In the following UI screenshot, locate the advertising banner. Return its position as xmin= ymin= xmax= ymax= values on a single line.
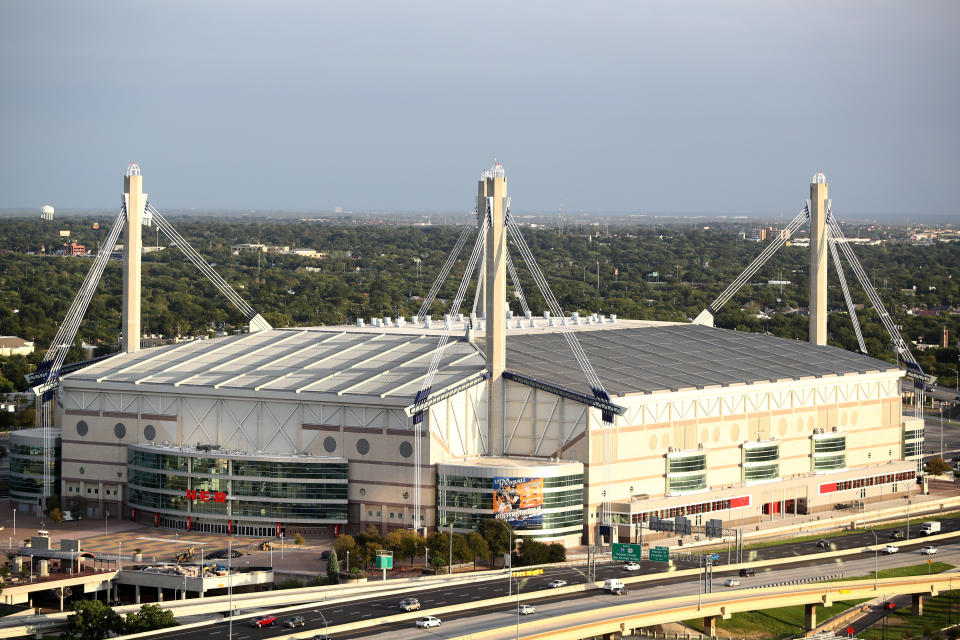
xmin=493 ymin=476 xmax=543 ymax=529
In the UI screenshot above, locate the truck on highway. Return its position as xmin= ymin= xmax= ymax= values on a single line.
xmin=920 ymin=521 xmax=941 ymax=535
xmin=603 ymin=578 xmax=625 ymax=592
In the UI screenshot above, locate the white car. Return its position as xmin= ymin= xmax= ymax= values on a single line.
xmin=548 ymin=579 xmax=568 ymax=588
xmin=881 ymin=545 xmax=899 ymax=554
xmin=920 ymin=545 xmax=938 ymax=555
xmin=622 ymin=562 xmax=641 ymax=571
xmin=518 ymin=604 xmax=535 ymax=615
xmin=416 ymin=616 xmax=441 ymax=628
xmin=723 ymin=578 xmax=741 ymax=587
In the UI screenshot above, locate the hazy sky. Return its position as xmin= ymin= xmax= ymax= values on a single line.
xmin=1 ymin=1 xmax=957 ymax=217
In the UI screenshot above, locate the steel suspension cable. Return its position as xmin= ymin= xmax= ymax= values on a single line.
xmin=416 ymin=222 xmax=474 ymax=322
xmin=827 ymin=230 xmax=868 ymax=353
xmin=505 ymin=212 xmax=607 ymax=397
xmin=505 ymin=248 xmax=531 ymax=318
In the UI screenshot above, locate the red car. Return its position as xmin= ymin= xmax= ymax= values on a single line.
xmin=883 ymin=601 xmax=896 ymax=611
xmin=250 ymin=616 xmax=277 ymax=628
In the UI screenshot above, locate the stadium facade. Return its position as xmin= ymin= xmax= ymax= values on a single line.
xmin=55 ymin=317 xmax=920 ymax=545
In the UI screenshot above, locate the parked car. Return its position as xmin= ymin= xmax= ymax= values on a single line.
xmin=884 ymin=601 xmax=897 ymax=610
xmin=610 ymin=586 xmax=628 ymax=596
xmin=518 ymin=604 xmax=535 ymax=615
xmin=738 ymin=568 xmax=756 ymax=577
xmin=920 ymin=545 xmax=938 ymax=555
xmin=723 ymin=578 xmax=741 ymax=587
xmin=548 ymin=579 xmax=568 ymax=588
xmin=889 ymin=529 xmax=905 ymax=540
xmin=309 ymin=636 xmax=333 ymax=640
xmin=399 ymin=597 xmax=421 ymax=612
xmin=622 ymin=562 xmax=641 ymax=571
xmin=250 ymin=616 xmax=277 ymax=628
xmin=881 ymin=545 xmax=899 ymax=554
xmin=416 ymin=616 xmax=441 ymax=628
xmin=320 ymin=549 xmax=332 ymax=559
xmin=816 ymin=539 xmax=829 ymax=548
xmin=284 ymin=616 xmax=305 ymax=629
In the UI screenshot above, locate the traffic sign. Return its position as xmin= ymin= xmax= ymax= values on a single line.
xmin=612 ymin=543 xmax=643 ymax=562
xmin=650 ymin=546 xmax=670 ymax=563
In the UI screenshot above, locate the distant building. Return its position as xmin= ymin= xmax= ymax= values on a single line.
xmin=0 ymin=336 xmax=35 ymax=356
xmin=40 ymin=205 xmax=55 ymax=221
xmin=266 ymin=246 xmax=290 ymax=253
xmin=231 ymin=243 xmax=267 ymax=253
xmin=290 ymin=248 xmax=319 ymax=258
xmin=61 ymin=242 xmax=87 ymax=256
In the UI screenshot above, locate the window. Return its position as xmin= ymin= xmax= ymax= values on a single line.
xmin=813 ymin=436 xmax=846 ymax=453
xmin=813 ymin=454 xmax=846 ymax=472
xmin=743 ymin=444 xmax=779 ymax=463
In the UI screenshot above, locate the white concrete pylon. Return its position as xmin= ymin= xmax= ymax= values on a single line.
xmin=123 ymin=163 xmax=147 ymax=353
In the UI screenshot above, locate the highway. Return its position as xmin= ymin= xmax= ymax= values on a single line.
xmin=146 ymin=515 xmax=960 ymax=640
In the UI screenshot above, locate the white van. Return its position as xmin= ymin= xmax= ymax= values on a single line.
xmin=603 ymin=578 xmax=624 ymax=591
xmin=920 ymin=521 xmax=941 ymax=535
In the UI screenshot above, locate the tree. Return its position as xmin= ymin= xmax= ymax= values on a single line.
xmin=478 ymin=519 xmax=514 ymax=567
xmin=123 ymin=604 xmax=177 ymax=633
xmin=385 ymin=529 xmax=423 ymax=566
xmin=547 ymin=543 xmax=566 ymax=563
xmin=515 ymin=539 xmax=550 ymax=567
xmin=326 ymin=549 xmax=340 ymax=585
xmin=293 ymin=533 xmax=304 ymax=549
xmin=925 ymin=456 xmax=950 ymax=477
xmin=64 ymin=600 xmax=123 ymax=640
xmin=332 ymin=534 xmax=357 ymax=566
xmin=465 ymin=531 xmax=490 ymax=570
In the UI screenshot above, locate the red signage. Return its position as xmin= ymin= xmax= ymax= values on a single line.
xmin=847 ymin=625 xmax=855 ymax=636
xmin=185 ymin=490 xmax=227 ymax=503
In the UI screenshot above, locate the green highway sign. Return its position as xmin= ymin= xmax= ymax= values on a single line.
xmin=650 ymin=546 xmax=670 ymax=563
xmin=612 ymin=543 xmax=643 ymax=562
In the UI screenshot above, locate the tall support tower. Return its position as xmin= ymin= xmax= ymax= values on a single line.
xmin=481 ymin=163 xmax=509 ymax=455
xmin=123 ymin=164 xmax=147 ymax=353
xmin=807 ymin=171 xmax=830 ymax=346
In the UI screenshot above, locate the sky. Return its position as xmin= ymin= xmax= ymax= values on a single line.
xmin=1 ymin=1 xmax=958 ymax=218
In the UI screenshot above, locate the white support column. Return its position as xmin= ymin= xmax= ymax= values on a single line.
xmin=122 ymin=164 xmax=147 ymax=353
xmin=808 ymin=172 xmax=830 ymax=346
xmin=484 ymin=165 xmax=508 ymax=455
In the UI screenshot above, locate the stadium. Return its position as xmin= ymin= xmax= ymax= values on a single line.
xmin=41 ymin=164 xmax=924 ymax=547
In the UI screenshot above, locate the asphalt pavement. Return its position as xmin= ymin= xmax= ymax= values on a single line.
xmin=145 ymin=515 xmax=960 ymax=640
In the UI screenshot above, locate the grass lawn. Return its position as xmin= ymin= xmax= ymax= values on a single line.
xmin=683 ymin=564 xmax=955 ymax=639
xmin=684 ymin=599 xmax=869 ymax=639
xmin=858 ymin=590 xmax=960 ymax=639
xmin=830 ymin=562 xmax=955 ymax=582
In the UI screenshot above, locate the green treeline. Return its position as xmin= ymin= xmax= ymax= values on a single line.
xmin=0 ymin=216 xmax=957 ymax=392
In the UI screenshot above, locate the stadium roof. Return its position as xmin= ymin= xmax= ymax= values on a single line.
xmin=499 ymin=324 xmax=901 ymax=397
xmin=65 ymin=328 xmax=485 ymax=406
xmin=64 ymin=322 xmax=901 ymax=406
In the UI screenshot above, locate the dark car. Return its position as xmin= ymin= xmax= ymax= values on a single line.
xmin=284 ymin=616 xmax=305 ymax=628
xmin=309 ymin=636 xmax=333 ymax=640
xmin=890 ymin=529 xmax=905 ymax=540
xmin=816 ymin=539 xmax=829 ymax=548
xmin=738 ymin=568 xmax=756 ymax=577
xmin=610 ymin=586 xmax=628 ymax=595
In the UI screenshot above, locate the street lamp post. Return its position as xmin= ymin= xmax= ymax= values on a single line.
xmin=515 ymin=575 xmax=520 ymax=640
xmin=448 ymin=522 xmax=453 ymax=575
xmin=940 ymin=404 xmax=945 ymax=458
xmin=12 ymin=508 xmax=15 ymax=538
xmin=228 ymin=540 xmax=233 ymax=640
xmin=105 ymin=511 xmax=109 ymax=536
xmin=867 ymin=528 xmax=879 ymax=590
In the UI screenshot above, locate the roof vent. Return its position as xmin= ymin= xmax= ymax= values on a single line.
xmin=832 ymin=426 xmax=839 ymax=432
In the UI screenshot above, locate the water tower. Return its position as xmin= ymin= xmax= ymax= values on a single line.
xmin=40 ymin=205 xmax=54 ymax=221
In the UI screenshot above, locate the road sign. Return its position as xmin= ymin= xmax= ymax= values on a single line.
xmin=650 ymin=546 xmax=670 ymax=563
xmin=374 ymin=551 xmax=393 ymax=569
xmin=612 ymin=543 xmax=643 ymax=562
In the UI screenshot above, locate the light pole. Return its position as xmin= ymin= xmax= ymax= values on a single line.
xmin=228 ymin=540 xmax=233 ymax=640
xmin=280 ymin=532 xmax=284 ymax=559
xmin=105 ymin=511 xmax=109 ymax=536
xmin=12 ymin=508 xmax=15 ymax=538
xmin=507 ymin=528 xmax=514 ymax=596
xmin=118 ymin=540 xmax=122 ymax=571
xmin=448 ymin=522 xmax=453 ymax=575
xmin=515 ymin=574 xmax=520 ymax=640
xmin=867 ymin=527 xmax=878 ymax=590
xmin=940 ymin=403 xmax=945 ymax=458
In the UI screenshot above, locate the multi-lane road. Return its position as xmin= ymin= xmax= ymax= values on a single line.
xmin=148 ymin=516 xmax=960 ymax=640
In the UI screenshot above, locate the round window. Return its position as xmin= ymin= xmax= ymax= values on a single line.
xmin=399 ymin=441 xmax=413 ymax=458
xmin=143 ymin=425 xmax=156 ymax=441
xmin=356 ymin=438 xmax=370 ymax=455
xmin=323 ymin=436 xmax=337 ymax=453
xmin=76 ymin=420 xmax=88 ymax=436
xmin=114 ymin=423 xmax=126 ymax=439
